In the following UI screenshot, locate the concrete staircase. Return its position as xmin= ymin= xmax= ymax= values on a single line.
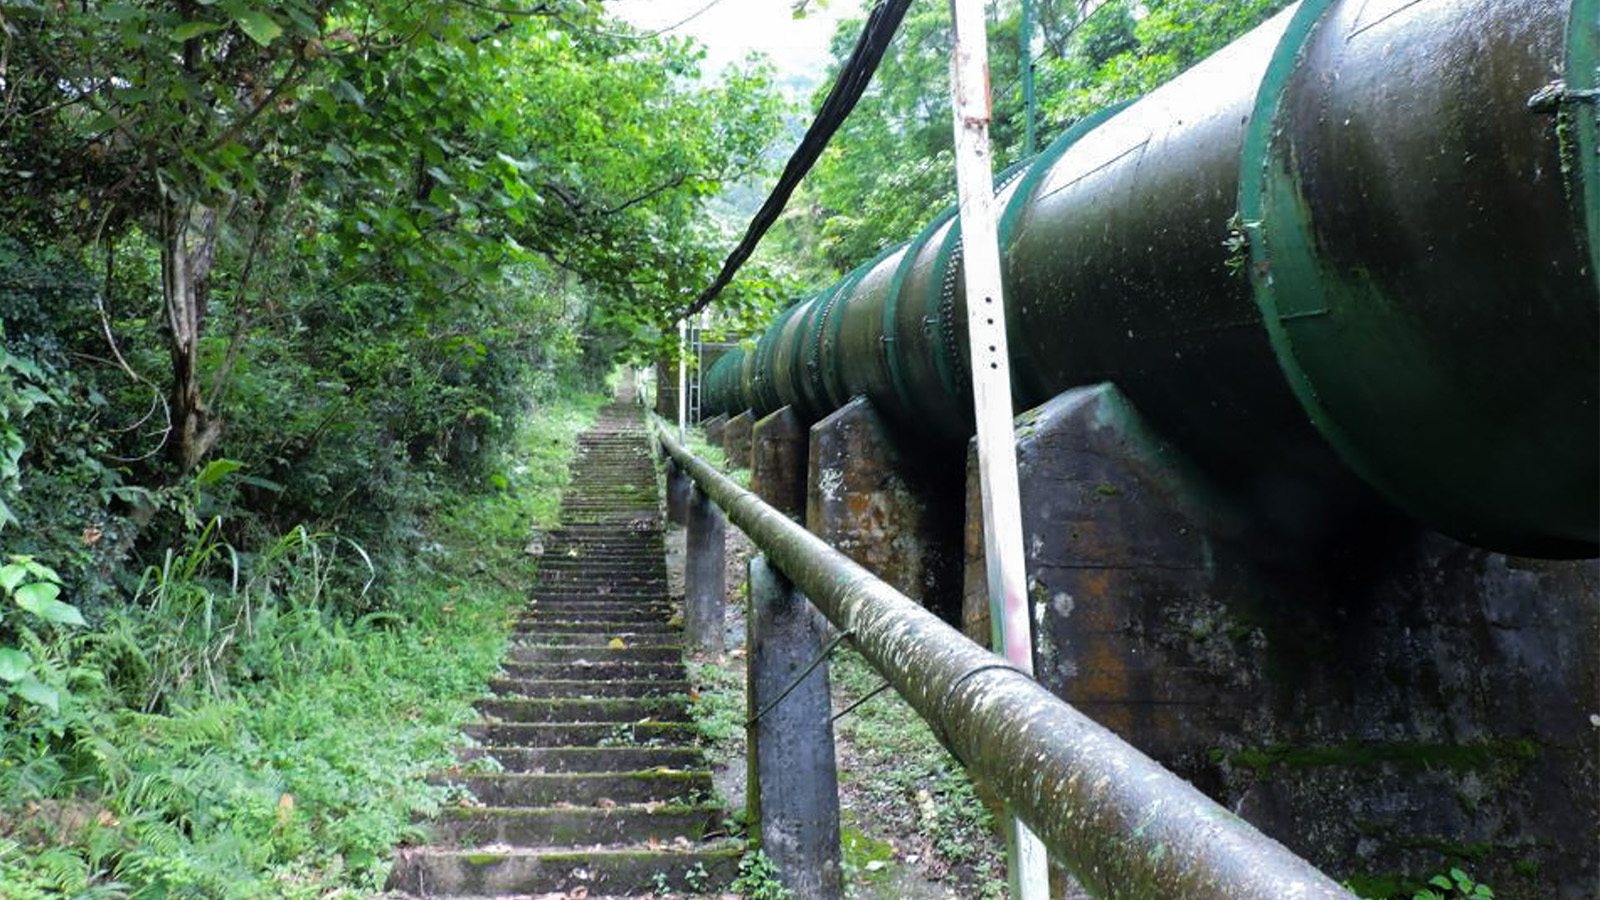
xmin=388 ymin=400 xmax=738 ymax=897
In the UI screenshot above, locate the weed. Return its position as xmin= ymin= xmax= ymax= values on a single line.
xmin=685 ymin=658 xmax=746 ymax=763
xmin=1413 ymin=868 xmax=1494 ymax=900
xmin=731 ymin=849 xmax=794 ymax=899
xmin=686 ymin=860 xmax=711 ymax=892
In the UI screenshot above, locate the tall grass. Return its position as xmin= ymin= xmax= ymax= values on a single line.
xmin=0 ymin=390 xmax=603 ymax=899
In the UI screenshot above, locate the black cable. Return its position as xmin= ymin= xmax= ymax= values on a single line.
xmin=831 ymin=679 xmax=893 ymax=723
xmin=677 ymin=0 xmax=914 ymax=321
xmin=744 ymin=628 xmax=856 ymax=727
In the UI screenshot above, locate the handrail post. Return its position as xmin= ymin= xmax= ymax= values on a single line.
xmin=666 ymin=458 xmax=691 ymax=526
xmin=685 ymin=483 xmax=726 ymax=653
xmin=746 ymin=554 xmax=844 ymax=899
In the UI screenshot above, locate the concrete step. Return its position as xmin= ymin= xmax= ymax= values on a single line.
xmin=487 ymin=678 xmax=690 ymax=699
xmin=527 ymin=591 xmax=671 ymax=605
xmin=462 ymin=720 xmax=694 ymax=747
xmin=434 ymin=769 xmax=712 ymax=806
xmin=386 ymin=843 xmax=740 ymax=896
xmin=454 ymin=746 xmax=706 ymax=774
xmin=512 ymin=627 xmax=676 ymax=644
xmin=474 ymin=697 xmax=691 ymax=724
xmin=499 ymin=660 xmax=685 ymax=682
xmin=507 ymin=644 xmax=683 ymax=665
xmin=521 ymin=608 xmax=678 ymax=624
xmin=431 ymin=803 xmax=725 ymax=847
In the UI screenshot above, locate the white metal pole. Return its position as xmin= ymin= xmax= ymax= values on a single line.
xmin=947 ymin=2 xmax=1050 ymax=898
xmin=677 ymin=318 xmax=688 ymax=442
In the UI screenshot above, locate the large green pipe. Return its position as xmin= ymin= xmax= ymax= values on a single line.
xmin=701 ymin=0 xmax=1599 ymax=559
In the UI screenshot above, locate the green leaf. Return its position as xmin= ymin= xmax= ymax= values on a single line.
xmin=0 ymin=648 xmax=29 ymax=683
xmin=15 ymin=677 xmax=59 ymax=714
xmin=194 ymin=457 xmax=244 ymax=487
xmin=173 ymin=20 xmax=224 ymax=41
xmin=232 ymin=9 xmax=282 ymax=46
xmin=14 ymin=583 xmax=85 ymax=627
xmin=13 ymin=580 xmax=59 ymax=609
xmin=0 ymin=563 xmax=25 ymax=593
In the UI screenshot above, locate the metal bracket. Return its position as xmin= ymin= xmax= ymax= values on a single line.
xmin=1527 ymin=79 xmax=1600 ymax=113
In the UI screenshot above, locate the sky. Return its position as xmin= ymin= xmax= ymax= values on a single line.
xmin=610 ymin=0 xmax=862 ymax=83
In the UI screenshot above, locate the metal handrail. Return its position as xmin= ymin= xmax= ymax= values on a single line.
xmin=658 ymin=424 xmax=1359 ymax=900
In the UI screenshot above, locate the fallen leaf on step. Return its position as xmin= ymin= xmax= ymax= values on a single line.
xmin=608 ymin=637 xmax=627 ymax=649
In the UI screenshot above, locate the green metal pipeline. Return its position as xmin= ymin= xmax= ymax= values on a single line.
xmin=699 ymin=0 xmax=1599 ymax=559
xmin=657 ymin=424 xmax=1362 ymax=900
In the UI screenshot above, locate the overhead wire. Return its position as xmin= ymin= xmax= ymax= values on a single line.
xmin=676 ymin=0 xmax=914 ymax=321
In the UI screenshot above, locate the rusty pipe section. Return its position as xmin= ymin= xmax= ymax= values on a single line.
xmin=657 ymin=424 xmax=1358 ymax=900
xmin=701 ymin=0 xmax=1599 ymax=559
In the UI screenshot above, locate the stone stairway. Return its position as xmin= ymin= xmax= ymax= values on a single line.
xmin=388 ymin=399 xmax=739 ymax=897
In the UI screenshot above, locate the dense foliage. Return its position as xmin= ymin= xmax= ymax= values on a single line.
xmin=0 ymin=0 xmax=784 ymax=894
xmin=767 ymin=0 xmax=1294 ymax=285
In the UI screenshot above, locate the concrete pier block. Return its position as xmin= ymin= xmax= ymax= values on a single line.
xmin=701 ymin=414 xmax=728 ymax=446
xmin=751 ymin=407 xmax=807 ymax=520
xmin=723 ymin=411 xmax=755 ymax=471
xmin=685 ymin=484 xmax=726 ymax=654
xmin=746 ymin=556 xmax=844 ymax=900
xmin=964 ymin=382 xmax=1600 ymax=898
xmin=807 ymin=397 xmax=963 ymax=621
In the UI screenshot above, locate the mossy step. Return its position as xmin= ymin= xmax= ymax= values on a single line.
xmin=454 ymin=745 xmax=707 ymax=774
xmin=515 ymin=624 xmax=674 ymax=638
xmin=538 ymin=578 xmax=669 ymax=591
xmin=535 ymin=551 xmax=663 ymax=562
xmin=528 ymin=586 xmax=672 ymax=598
xmin=524 ymin=595 xmax=675 ymax=608
xmin=510 ymin=632 xmax=679 ymax=650
xmin=475 ymin=696 xmax=691 ymax=724
xmin=499 ymin=660 xmax=685 ymax=682
xmin=507 ymin=644 xmax=682 ymax=664
xmin=536 ymin=565 xmax=666 ymax=578
xmin=386 ymin=844 xmax=740 ymax=896
xmin=514 ymin=620 xmax=675 ymax=635
xmin=488 ymin=678 xmax=690 ymax=699
xmin=541 ymin=542 xmax=663 ymax=551
xmin=461 ymin=720 xmax=694 ymax=747
xmin=430 ymin=804 xmax=724 ymax=848
xmin=517 ymin=611 xmax=675 ymax=627
xmin=433 ymin=769 xmax=712 ymax=806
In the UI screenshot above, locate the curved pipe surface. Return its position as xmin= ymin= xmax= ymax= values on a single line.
xmin=700 ymin=0 xmax=1598 ymax=559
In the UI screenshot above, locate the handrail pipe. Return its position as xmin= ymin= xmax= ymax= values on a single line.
xmin=658 ymin=424 xmax=1359 ymax=900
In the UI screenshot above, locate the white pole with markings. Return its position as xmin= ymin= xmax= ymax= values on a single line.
xmin=946 ymin=1 xmax=1049 ymax=898
xmin=677 ymin=318 xmax=688 ymax=442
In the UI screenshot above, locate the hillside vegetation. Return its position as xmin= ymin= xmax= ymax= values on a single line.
xmin=0 ymin=0 xmax=782 ymax=894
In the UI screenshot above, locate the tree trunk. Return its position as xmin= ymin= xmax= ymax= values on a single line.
xmin=161 ymin=199 xmax=227 ymax=472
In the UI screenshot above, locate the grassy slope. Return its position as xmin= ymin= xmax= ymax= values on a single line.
xmin=0 ymin=391 xmax=603 ymax=900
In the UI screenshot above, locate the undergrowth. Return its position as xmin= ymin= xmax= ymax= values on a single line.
xmin=0 ymin=391 xmax=602 ymax=899
xmin=830 ymin=646 xmax=1008 ymax=900
xmin=684 ymin=423 xmax=750 ymax=489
